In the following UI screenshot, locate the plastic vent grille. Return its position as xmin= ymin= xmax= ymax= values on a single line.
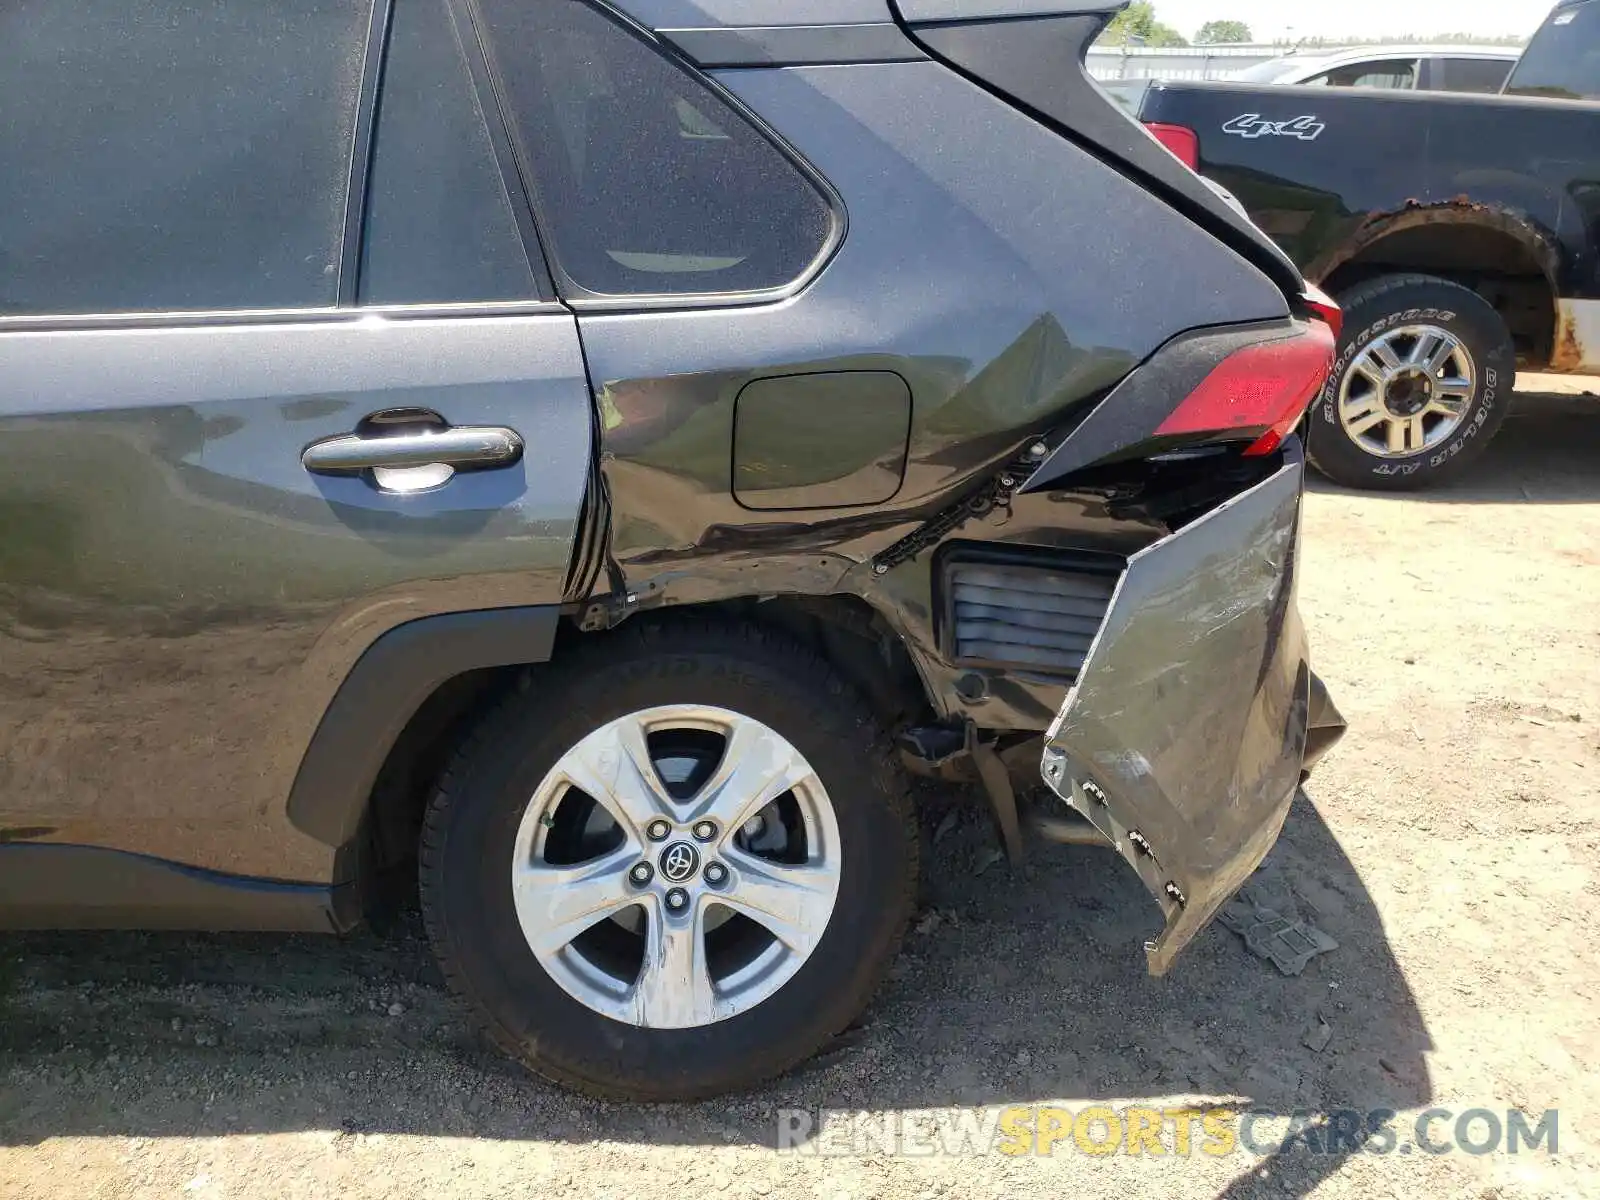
xmin=947 ymin=555 xmax=1121 ymax=677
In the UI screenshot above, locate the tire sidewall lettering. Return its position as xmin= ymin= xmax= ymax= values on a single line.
xmin=1314 ymin=286 xmax=1503 ymax=484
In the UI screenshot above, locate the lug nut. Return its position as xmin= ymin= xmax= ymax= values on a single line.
xmin=691 ymin=820 xmax=718 ymax=842
xmin=629 ymin=862 xmax=653 ymax=886
xmin=703 ymin=862 xmax=728 ymax=887
xmin=645 ymin=819 xmax=672 ymax=842
xmin=664 ymin=887 xmax=689 ymax=913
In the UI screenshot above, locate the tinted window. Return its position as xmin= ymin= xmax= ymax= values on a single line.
xmin=1506 ymin=0 xmax=1600 ymax=100
xmin=474 ymin=0 xmax=833 ymax=298
xmin=360 ymin=0 xmax=536 ymax=304
xmin=1308 ymin=59 xmax=1418 ymax=89
xmin=1434 ymin=56 xmax=1515 ymax=93
xmin=0 ymin=0 xmax=371 ymax=315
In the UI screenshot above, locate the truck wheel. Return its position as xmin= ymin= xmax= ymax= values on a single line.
xmin=1308 ymin=274 xmax=1514 ymax=490
xmin=417 ymin=618 xmax=917 ymax=1100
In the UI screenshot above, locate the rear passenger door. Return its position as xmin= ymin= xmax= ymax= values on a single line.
xmin=0 ymin=0 xmax=593 ymax=885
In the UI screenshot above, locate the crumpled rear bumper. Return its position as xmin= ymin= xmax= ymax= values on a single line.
xmin=1040 ymin=441 xmax=1343 ymax=974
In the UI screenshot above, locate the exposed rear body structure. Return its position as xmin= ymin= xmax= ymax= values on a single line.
xmin=0 ymin=0 xmax=1342 ymax=1098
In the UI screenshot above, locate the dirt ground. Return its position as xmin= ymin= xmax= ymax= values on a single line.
xmin=3 ymin=380 xmax=1598 ymax=1200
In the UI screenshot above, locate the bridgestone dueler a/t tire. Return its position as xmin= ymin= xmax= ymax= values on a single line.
xmin=417 ymin=618 xmax=919 ymax=1101
xmin=1308 ymin=273 xmax=1515 ymax=490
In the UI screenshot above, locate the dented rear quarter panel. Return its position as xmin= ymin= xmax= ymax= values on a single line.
xmin=579 ymin=60 xmax=1292 ymax=701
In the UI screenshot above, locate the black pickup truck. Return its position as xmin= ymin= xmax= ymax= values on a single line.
xmin=1112 ymin=0 xmax=1600 ymax=488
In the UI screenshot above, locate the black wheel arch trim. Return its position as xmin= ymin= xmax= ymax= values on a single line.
xmin=0 ymin=844 xmax=360 ymax=933
xmin=286 ymin=605 xmax=562 ymax=852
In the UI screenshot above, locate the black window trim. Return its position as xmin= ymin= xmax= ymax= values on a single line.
xmin=336 ymin=0 xmax=396 ymax=306
xmin=457 ymin=0 xmax=847 ymax=315
xmin=354 ymin=0 xmax=559 ymax=304
xmin=434 ymin=0 xmax=560 ymax=302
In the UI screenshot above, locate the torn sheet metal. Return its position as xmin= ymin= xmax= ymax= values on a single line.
xmin=1040 ymin=445 xmax=1326 ymax=975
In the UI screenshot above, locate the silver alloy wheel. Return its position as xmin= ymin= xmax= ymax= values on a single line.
xmin=1337 ymin=323 xmax=1476 ymax=457
xmin=510 ymin=704 xmax=842 ymax=1029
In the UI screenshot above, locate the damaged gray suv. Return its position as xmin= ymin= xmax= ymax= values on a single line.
xmin=0 ymin=0 xmax=1345 ymax=1099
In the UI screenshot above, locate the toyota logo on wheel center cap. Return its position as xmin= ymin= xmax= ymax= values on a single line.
xmin=659 ymin=842 xmax=700 ymax=883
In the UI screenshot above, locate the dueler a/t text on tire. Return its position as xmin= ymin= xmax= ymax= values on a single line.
xmin=418 ymin=618 xmax=918 ymax=1101
xmin=1309 ymin=273 xmax=1515 ymax=490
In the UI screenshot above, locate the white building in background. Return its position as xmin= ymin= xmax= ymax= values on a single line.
xmin=1086 ymin=44 xmax=1283 ymax=81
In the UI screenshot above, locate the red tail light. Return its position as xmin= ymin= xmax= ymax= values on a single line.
xmin=1154 ymin=323 xmax=1336 ymax=457
xmin=1144 ymin=122 xmax=1199 ymax=170
xmin=1301 ymin=282 xmax=1343 ymax=338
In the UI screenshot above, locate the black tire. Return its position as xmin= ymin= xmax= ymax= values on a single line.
xmin=1307 ymin=273 xmax=1515 ymax=490
xmin=417 ymin=618 xmax=918 ymax=1101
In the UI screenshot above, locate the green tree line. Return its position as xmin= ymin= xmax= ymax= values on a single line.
xmin=1097 ymin=6 xmax=1528 ymax=49
xmin=1099 ymin=5 xmax=1254 ymax=47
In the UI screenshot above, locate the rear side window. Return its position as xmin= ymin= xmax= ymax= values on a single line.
xmin=359 ymin=0 xmax=537 ymax=304
xmin=1506 ymin=0 xmax=1600 ymax=100
xmin=1434 ymin=56 xmax=1515 ymax=94
xmin=473 ymin=0 xmax=834 ymax=299
xmin=0 ymin=0 xmax=372 ymax=315
xmin=1307 ymin=59 xmax=1418 ymax=89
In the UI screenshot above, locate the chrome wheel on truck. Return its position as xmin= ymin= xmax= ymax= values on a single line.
xmin=1309 ymin=273 xmax=1514 ymax=490
xmin=1337 ymin=324 xmax=1477 ymax=457
xmin=418 ymin=619 xmax=916 ymax=1100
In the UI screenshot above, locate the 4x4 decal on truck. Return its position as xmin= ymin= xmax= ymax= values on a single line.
xmin=1222 ymin=113 xmax=1325 ymax=141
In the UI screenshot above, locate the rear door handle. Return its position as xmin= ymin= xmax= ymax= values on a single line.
xmin=301 ymin=425 xmax=524 ymax=475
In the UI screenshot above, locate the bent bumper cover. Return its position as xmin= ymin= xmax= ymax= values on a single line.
xmin=1040 ymin=444 xmax=1343 ymax=974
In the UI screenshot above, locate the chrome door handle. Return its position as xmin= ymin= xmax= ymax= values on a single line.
xmin=301 ymin=425 xmax=524 ymax=475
